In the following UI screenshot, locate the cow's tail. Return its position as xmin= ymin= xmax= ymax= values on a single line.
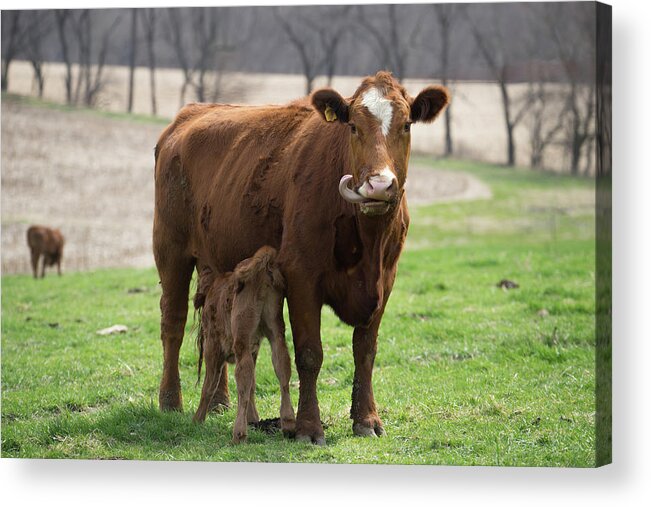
xmin=233 ymin=246 xmax=285 ymax=291
xmin=195 ymin=313 xmax=205 ymax=387
xmin=193 ymin=267 xmax=215 ymax=386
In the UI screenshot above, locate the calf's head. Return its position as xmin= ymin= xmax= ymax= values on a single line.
xmin=312 ymin=71 xmax=449 ymax=216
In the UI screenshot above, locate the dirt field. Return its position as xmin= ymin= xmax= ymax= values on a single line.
xmin=6 ymin=61 xmax=575 ymax=171
xmin=1 ymin=99 xmax=161 ymax=274
xmin=1 ymin=97 xmax=491 ymax=274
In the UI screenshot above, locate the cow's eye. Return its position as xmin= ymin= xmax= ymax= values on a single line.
xmin=349 ymin=123 xmax=358 ymax=135
xmin=404 ymin=122 xmax=412 ymax=133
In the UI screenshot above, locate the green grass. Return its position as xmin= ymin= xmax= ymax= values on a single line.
xmin=1 ymin=156 xmax=597 ymax=466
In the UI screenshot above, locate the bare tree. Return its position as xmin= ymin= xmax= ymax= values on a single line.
xmin=127 ymin=9 xmax=138 ymax=113
xmin=164 ymin=8 xmax=240 ymax=107
xmin=140 ymin=8 xmax=158 ymax=115
xmin=71 ymin=10 xmax=121 ymax=107
xmin=23 ymin=11 xmax=53 ymax=98
xmin=56 ymin=10 xmax=121 ymax=107
xmin=540 ymin=3 xmax=596 ymax=175
xmin=356 ymin=4 xmax=423 ymax=82
xmin=273 ymin=6 xmax=352 ymax=94
xmin=296 ymin=6 xmax=351 ymax=87
xmin=466 ymin=7 xmax=532 ymax=167
xmin=1 ymin=11 xmax=26 ymax=92
xmin=54 ymin=10 xmax=74 ymax=104
xmin=273 ymin=7 xmax=322 ymax=95
xmin=432 ymin=4 xmax=459 ymax=156
xmin=164 ymin=9 xmax=194 ymax=108
xmin=526 ymin=80 xmax=568 ymax=169
xmin=190 ymin=8 xmax=233 ymax=103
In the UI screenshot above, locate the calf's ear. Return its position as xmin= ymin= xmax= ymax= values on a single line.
xmin=311 ymin=88 xmax=349 ymax=123
xmin=410 ymin=85 xmax=450 ymax=123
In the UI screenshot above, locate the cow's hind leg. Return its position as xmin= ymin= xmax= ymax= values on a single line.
xmin=156 ymin=249 xmax=195 ymax=412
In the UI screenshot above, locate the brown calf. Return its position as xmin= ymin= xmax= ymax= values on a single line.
xmin=193 ymin=246 xmax=296 ymax=443
xmin=26 ymin=225 xmax=64 ymax=279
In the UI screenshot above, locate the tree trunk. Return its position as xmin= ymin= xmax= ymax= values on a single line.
xmin=499 ymin=81 xmax=516 ymax=166
xmin=149 ymin=55 xmax=157 ymax=116
xmin=1 ymin=61 xmax=9 ymax=92
xmin=31 ymin=62 xmax=44 ymax=98
xmin=439 ymin=16 xmax=453 ymax=156
xmin=127 ymin=9 xmax=138 ymax=113
xmin=570 ymin=126 xmax=582 ymax=176
xmin=444 ymin=104 xmax=453 ymax=156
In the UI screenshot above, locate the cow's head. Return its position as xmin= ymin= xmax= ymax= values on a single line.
xmin=311 ymin=71 xmax=449 ymax=216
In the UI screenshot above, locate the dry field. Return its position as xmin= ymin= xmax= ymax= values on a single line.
xmin=6 ymin=61 xmax=573 ymax=171
xmin=1 ymin=98 xmax=161 ymax=274
xmin=1 ymin=96 xmax=489 ymax=274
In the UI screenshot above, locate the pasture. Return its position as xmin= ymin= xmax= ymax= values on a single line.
xmin=1 ymin=96 xmax=597 ymax=464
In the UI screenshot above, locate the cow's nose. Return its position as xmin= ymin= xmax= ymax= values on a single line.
xmin=358 ymin=169 xmax=397 ymax=201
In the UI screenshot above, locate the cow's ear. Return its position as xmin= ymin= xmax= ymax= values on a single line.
xmin=410 ymin=85 xmax=450 ymax=123
xmin=311 ymin=88 xmax=349 ymax=123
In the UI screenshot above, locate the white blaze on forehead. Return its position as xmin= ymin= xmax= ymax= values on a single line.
xmin=361 ymin=87 xmax=393 ymax=136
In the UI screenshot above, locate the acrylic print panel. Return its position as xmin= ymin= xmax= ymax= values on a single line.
xmin=0 ymin=1 xmax=611 ymax=467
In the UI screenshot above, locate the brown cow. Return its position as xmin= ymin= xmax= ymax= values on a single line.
xmin=192 ymin=246 xmax=295 ymax=443
xmin=153 ymin=71 xmax=449 ymax=444
xmin=26 ymin=225 xmax=65 ymax=279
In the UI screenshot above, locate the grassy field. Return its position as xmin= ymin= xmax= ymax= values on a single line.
xmin=1 ymin=157 xmax=597 ymax=466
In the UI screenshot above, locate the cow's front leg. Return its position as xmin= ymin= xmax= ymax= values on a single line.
xmin=351 ymin=274 xmax=395 ymax=437
xmin=351 ymin=320 xmax=385 ymax=437
xmin=287 ymin=280 xmax=325 ymax=445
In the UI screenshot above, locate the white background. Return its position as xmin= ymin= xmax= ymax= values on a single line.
xmin=1 ymin=0 xmax=649 ymax=505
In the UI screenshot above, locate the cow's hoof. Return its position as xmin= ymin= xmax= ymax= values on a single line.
xmin=296 ymin=433 xmax=326 ymax=446
xmin=159 ymin=390 xmax=183 ymax=412
xmin=232 ymin=434 xmax=247 ymax=444
xmin=281 ymin=417 xmax=296 ymax=438
xmin=209 ymin=400 xmax=230 ymax=414
xmin=353 ymin=422 xmax=385 ymax=438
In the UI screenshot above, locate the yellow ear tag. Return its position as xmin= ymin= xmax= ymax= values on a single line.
xmin=325 ymin=105 xmax=337 ymax=122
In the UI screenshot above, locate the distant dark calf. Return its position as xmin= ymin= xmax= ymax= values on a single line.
xmin=193 ymin=246 xmax=296 ymax=443
xmin=26 ymin=225 xmax=64 ymax=279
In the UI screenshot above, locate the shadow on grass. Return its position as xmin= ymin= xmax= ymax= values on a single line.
xmin=6 ymin=402 xmax=343 ymax=461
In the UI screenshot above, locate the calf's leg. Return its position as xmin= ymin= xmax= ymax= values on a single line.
xmin=231 ymin=311 xmax=257 ymax=443
xmin=194 ymin=337 xmax=226 ymax=423
xmin=266 ymin=313 xmax=296 ymax=436
xmin=207 ymin=367 xmax=230 ymax=412
xmin=246 ymin=345 xmax=260 ymax=424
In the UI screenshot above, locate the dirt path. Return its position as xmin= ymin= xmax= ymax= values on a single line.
xmin=405 ymin=163 xmax=492 ymax=205
xmin=1 ymin=100 xmax=491 ymax=274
